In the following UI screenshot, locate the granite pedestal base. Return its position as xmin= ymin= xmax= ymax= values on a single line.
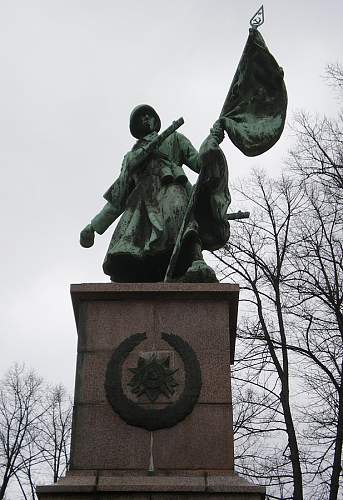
xmin=37 ymin=470 xmax=265 ymax=499
xmin=37 ymin=283 xmax=265 ymax=500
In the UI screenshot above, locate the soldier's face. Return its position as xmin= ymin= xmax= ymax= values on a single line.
xmin=139 ymin=113 xmax=156 ymax=135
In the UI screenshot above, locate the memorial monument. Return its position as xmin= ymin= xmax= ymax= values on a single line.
xmin=37 ymin=7 xmax=287 ymax=499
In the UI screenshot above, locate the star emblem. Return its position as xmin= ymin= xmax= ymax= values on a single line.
xmin=128 ymin=354 xmax=178 ymax=402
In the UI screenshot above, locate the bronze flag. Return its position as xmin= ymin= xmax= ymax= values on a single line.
xmin=220 ymin=28 xmax=287 ymax=156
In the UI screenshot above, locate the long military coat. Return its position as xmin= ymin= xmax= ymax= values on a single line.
xmin=91 ymin=131 xmax=230 ymax=282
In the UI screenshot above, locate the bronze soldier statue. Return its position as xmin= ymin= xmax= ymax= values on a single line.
xmin=80 ymin=105 xmax=229 ymax=282
xmin=80 ymin=28 xmax=287 ymax=283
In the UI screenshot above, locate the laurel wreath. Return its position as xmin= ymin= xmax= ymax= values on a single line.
xmin=104 ymin=332 xmax=202 ymax=431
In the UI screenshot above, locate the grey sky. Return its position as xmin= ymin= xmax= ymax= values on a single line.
xmin=1 ymin=0 xmax=342 ymax=391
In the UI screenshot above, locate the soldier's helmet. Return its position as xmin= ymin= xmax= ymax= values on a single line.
xmin=129 ymin=104 xmax=161 ymax=139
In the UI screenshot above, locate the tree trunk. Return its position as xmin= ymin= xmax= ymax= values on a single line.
xmin=0 ymin=477 xmax=9 ymax=500
xmin=329 ymin=375 xmax=343 ymax=500
xmin=280 ymin=388 xmax=303 ymax=500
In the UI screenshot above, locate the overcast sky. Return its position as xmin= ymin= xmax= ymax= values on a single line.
xmin=1 ymin=0 xmax=342 ymax=392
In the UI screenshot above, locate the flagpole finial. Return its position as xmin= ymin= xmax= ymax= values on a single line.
xmin=250 ymin=5 xmax=264 ymax=29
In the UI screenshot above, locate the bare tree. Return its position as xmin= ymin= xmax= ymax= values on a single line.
xmin=289 ymin=111 xmax=343 ymax=200
xmin=0 ymin=365 xmax=45 ymax=499
xmin=0 ymin=366 xmax=72 ymax=499
xmin=287 ymin=100 xmax=343 ymax=499
xmin=214 ymin=171 xmax=306 ymax=499
xmin=35 ymin=385 xmax=72 ymax=483
xmin=214 ymin=63 xmax=343 ymax=499
xmin=289 ymin=62 xmax=343 ymax=196
xmin=215 ymin=103 xmax=343 ymax=498
xmin=326 ymin=63 xmax=343 ymax=96
xmin=231 ymin=332 xmax=295 ymax=498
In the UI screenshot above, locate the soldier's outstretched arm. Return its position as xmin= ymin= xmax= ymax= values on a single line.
xmin=80 ymin=202 xmax=118 ymax=248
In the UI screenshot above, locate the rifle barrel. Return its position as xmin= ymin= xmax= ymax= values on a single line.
xmin=226 ymin=211 xmax=250 ymax=220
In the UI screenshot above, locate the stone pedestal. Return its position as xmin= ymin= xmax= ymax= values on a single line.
xmin=37 ymin=283 xmax=265 ymax=499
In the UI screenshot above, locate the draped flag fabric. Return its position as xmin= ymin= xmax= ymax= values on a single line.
xmin=220 ymin=28 xmax=287 ymax=156
xmin=164 ymin=133 xmax=231 ymax=281
xmin=164 ymin=28 xmax=287 ymax=281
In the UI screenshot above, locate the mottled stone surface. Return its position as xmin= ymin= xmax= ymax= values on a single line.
xmin=153 ymin=404 xmax=233 ymax=469
xmin=70 ymin=283 xmax=238 ymax=472
xmin=98 ymin=474 xmax=205 ymax=491
xmin=70 ymin=403 xmax=151 ymax=470
xmin=37 ymin=494 xmax=264 ymax=499
xmin=38 ymin=283 xmax=264 ymax=498
xmin=37 ymin=471 xmax=265 ymax=498
xmin=70 ymin=283 xmax=239 ymax=365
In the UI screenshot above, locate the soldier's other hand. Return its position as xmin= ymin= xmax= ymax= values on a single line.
xmin=210 ymin=120 xmax=225 ymax=144
xmin=80 ymin=224 xmax=95 ymax=248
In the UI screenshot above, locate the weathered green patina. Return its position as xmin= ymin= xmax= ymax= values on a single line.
xmin=80 ymin=107 xmax=229 ymax=282
xmin=80 ymin=28 xmax=287 ymax=283
xmin=219 ymin=28 xmax=287 ymax=156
